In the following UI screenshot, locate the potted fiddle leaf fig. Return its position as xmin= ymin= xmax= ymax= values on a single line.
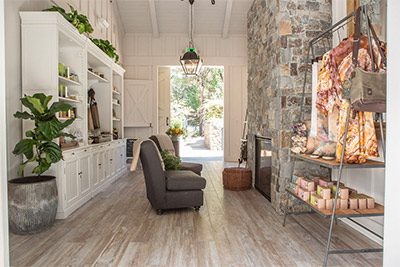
xmin=8 ymin=93 xmax=75 ymax=235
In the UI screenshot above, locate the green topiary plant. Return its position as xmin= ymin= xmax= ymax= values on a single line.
xmin=160 ymin=150 xmax=181 ymax=171
xmin=13 ymin=94 xmax=76 ymax=176
xmin=44 ymin=4 xmax=94 ymax=35
xmin=91 ymin=38 xmax=120 ymax=63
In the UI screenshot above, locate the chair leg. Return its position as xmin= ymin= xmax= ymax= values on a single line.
xmin=156 ymin=209 xmax=164 ymax=215
xmin=194 ymin=206 xmax=200 ymax=211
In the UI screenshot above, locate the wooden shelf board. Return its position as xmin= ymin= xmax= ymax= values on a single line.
xmin=87 ymin=70 xmax=109 ymax=83
xmin=58 ymin=97 xmax=81 ymax=103
xmin=112 ymin=102 xmax=120 ymax=106
xmin=113 ymin=118 xmax=121 ymax=121
xmin=112 ymin=91 xmax=121 ymax=95
xmin=286 ymin=189 xmax=384 ymax=218
xmin=291 ymin=153 xmax=384 ymax=169
xmin=59 ymin=76 xmax=81 ymax=86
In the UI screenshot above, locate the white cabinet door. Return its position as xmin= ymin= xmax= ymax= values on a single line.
xmin=79 ymin=154 xmax=91 ymax=196
xmin=112 ymin=147 xmax=119 ymax=175
xmin=98 ymin=151 xmax=105 ymax=182
xmin=64 ymin=159 xmax=79 ymax=206
xmin=91 ymin=152 xmax=98 ymax=188
xmin=104 ymin=149 xmax=111 ymax=180
xmin=119 ymin=145 xmax=126 ymax=172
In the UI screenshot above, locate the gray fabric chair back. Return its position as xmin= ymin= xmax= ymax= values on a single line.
xmin=139 ymin=140 xmax=166 ymax=208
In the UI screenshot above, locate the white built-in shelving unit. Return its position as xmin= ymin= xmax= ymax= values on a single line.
xmin=20 ymin=11 xmax=126 ymax=219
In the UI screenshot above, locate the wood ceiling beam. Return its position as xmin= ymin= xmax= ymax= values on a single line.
xmin=148 ymin=0 xmax=159 ymax=38
xmin=222 ymin=0 xmax=233 ymax=38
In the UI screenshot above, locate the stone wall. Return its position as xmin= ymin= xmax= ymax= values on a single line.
xmin=204 ymin=119 xmax=223 ymax=151
xmin=247 ymin=0 xmax=332 ymax=212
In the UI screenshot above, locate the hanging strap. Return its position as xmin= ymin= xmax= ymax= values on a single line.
xmin=367 ymin=15 xmax=387 ymax=69
xmin=352 ymin=7 xmax=362 ymax=67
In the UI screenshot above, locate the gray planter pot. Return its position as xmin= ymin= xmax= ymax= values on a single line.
xmin=8 ymin=176 xmax=58 ymax=235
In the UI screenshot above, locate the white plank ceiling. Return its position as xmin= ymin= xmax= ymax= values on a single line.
xmin=115 ymin=0 xmax=252 ymax=36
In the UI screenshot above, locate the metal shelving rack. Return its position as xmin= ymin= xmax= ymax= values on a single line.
xmin=282 ymin=6 xmax=386 ymax=267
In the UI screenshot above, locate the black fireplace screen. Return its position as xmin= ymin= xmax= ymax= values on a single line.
xmin=255 ymin=135 xmax=272 ymax=201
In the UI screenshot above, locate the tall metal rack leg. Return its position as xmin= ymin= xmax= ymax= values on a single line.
xmin=323 ymin=100 xmax=352 ymax=267
xmin=379 ymin=113 xmax=385 ymax=158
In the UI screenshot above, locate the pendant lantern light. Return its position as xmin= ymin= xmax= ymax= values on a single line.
xmin=180 ymin=0 xmax=203 ymax=76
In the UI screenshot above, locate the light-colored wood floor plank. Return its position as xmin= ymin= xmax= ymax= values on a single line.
xmin=9 ymin=161 xmax=382 ymax=266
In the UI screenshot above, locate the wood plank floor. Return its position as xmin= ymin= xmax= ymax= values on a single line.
xmin=9 ymin=161 xmax=383 ymax=267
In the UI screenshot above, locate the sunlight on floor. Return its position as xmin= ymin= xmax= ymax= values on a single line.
xmin=180 ymin=137 xmax=223 ymax=162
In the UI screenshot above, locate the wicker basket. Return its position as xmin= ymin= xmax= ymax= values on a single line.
xmin=223 ymin=167 xmax=252 ymax=191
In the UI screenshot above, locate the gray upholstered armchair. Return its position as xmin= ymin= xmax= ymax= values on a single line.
xmin=140 ymin=140 xmax=206 ymax=214
xmin=149 ymin=134 xmax=203 ymax=175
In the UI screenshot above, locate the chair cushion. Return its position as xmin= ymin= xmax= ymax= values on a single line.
xmin=180 ymin=162 xmax=203 ymax=175
xmin=166 ymin=171 xmax=206 ymax=191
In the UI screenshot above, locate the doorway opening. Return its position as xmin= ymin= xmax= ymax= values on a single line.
xmin=158 ymin=66 xmax=224 ymax=161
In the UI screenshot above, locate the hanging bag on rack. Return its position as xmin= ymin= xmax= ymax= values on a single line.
xmin=350 ymin=6 xmax=387 ymax=113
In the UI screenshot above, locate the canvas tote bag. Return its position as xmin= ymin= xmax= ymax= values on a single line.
xmin=350 ymin=6 xmax=387 ymax=113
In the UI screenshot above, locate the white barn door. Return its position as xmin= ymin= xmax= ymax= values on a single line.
xmin=124 ymin=80 xmax=155 ymax=137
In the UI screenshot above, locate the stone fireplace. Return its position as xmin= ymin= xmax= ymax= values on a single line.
xmin=247 ymin=0 xmax=332 ymax=212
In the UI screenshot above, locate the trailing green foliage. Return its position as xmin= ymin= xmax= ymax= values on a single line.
xmin=44 ymin=5 xmax=94 ymax=34
xmin=91 ymin=38 xmax=120 ymax=63
xmin=160 ymin=151 xmax=181 ymax=171
xmin=13 ymin=94 xmax=76 ymax=176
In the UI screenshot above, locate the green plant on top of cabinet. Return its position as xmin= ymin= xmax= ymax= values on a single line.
xmin=44 ymin=4 xmax=94 ymax=34
xmin=9 ymin=93 xmax=76 ymax=235
xmin=91 ymin=38 xmax=120 ymax=63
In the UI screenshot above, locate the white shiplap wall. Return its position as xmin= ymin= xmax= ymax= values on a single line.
xmin=123 ymin=33 xmax=248 ymax=162
xmin=52 ymin=0 xmax=124 ymax=57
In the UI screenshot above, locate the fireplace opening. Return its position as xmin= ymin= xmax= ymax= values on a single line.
xmin=255 ymin=135 xmax=272 ymax=201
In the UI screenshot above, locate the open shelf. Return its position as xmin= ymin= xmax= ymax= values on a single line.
xmin=113 ymin=118 xmax=121 ymax=122
xmin=87 ymin=70 xmax=109 ymax=83
xmin=286 ymin=189 xmax=384 ymax=218
xmin=59 ymin=117 xmax=83 ymax=121
xmin=58 ymin=76 xmax=81 ymax=86
xmin=113 ymin=102 xmax=120 ymax=106
xmin=291 ymin=153 xmax=385 ymax=169
xmin=112 ymin=90 xmax=120 ymax=95
xmin=58 ymin=97 xmax=81 ymax=103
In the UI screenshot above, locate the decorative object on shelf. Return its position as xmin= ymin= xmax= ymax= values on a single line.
xmin=180 ymin=0 xmax=203 ymax=76
xmin=160 ymin=150 xmax=181 ymax=170
xmin=59 ymin=84 xmax=68 ymax=97
xmin=113 ymin=128 xmax=119 ymax=140
xmin=44 ymin=4 xmax=94 ymax=35
xmin=58 ymin=63 xmax=67 ymax=77
xmin=91 ymin=38 xmax=119 ymax=63
xmin=88 ymin=88 xmax=100 ymax=129
xmin=291 ymin=122 xmax=308 ymax=154
xmin=9 ymin=93 xmax=75 ymax=234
